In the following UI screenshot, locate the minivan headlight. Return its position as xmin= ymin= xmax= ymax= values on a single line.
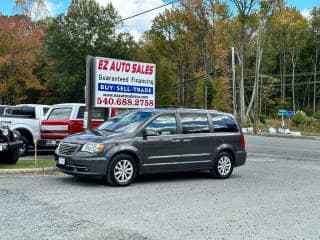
xmin=81 ymin=142 xmax=104 ymax=153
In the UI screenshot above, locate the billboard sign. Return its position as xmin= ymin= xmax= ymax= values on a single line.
xmin=93 ymin=57 xmax=156 ymax=108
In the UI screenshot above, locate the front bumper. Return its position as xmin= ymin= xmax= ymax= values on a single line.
xmin=55 ymin=153 xmax=108 ymax=177
xmin=0 ymin=141 xmax=23 ymax=152
xmin=234 ymin=151 xmax=246 ymax=167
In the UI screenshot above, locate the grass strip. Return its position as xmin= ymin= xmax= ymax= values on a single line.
xmin=0 ymin=159 xmax=55 ymax=169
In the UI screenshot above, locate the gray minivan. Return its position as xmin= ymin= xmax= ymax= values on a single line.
xmin=55 ymin=109 xmax=246 ymax=186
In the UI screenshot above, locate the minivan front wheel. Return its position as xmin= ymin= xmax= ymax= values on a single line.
xmin=211 ymin=152 xmax=233 ymax=179
xmin=107 ymin=154 xmax=137 ymax=186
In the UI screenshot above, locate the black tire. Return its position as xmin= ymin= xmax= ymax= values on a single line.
xmin=2 ymin=149 xmax=19 ymax=164
xmin=106 ymin=154 xmax=137 ymax=186
xmin=210 ymin=151 xmax=234 ymax=179
xmin=19 ymin=136 xmax=29 ymax=156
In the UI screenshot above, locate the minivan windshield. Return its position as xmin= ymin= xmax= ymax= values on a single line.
xmin=97 ymin=111 xmax=155 ymax=133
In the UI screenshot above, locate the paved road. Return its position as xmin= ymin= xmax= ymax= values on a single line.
xmin=1 ymin=135 xmax=320 ymax=240
xmin=246 ymin=135 xmax=320 ymax=161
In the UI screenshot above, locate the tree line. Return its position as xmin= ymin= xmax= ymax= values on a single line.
xmin=0 ymin=0 xmax=319 ymax=124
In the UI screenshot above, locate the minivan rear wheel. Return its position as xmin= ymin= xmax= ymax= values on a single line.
xmin=211 ymin=152 xmax=233 ymax=179
xmin=106 ymin=154 xmax=137 ymax=186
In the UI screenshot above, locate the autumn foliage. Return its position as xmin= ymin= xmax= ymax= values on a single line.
xmin=0 ymin=15 xmax=43 ymax=104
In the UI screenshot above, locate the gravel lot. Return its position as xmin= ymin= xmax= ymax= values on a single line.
xmin=1 ymin=136 xmax=320 ymax=240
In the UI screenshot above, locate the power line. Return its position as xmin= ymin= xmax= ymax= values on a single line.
xmin=115 ymin=0 xmax=179 ymax=24
xmin=0 ymin=1 xmax=180 ymax=57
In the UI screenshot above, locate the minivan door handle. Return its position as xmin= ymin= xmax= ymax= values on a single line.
xmin=171 ymin=139 xmax=181 ymax=143
xmin=183 ymin=139 xmax=192 ymax=143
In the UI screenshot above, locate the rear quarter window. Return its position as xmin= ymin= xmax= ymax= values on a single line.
xmin=10 ymin=107 xmax=36 ymax=118
xmin=77 ymin=106 xmax=109 ymax=120
xmin=211 ymin=114 xmax=239 ymax=132
xmin=47 ymin=108 xmax=72 ymax=120
xmin=180 ymin=113 xmax=210 ymax=134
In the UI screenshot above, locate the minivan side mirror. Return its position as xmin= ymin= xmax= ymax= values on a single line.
xmin=142 ymin=129 xmax=157 ymax=139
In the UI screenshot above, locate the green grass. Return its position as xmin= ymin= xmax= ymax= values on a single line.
xmin=0 ymin=159 xmax=55 ymax=169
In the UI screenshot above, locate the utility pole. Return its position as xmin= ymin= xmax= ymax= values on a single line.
xmin=204 ymin=85 xmax=208 ymax=109
xmin=232 ymin=47 xmax=236 ymax=117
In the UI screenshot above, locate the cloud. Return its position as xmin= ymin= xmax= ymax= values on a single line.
xmin=44 ymin=0 xmax=64 ymax=16
xmin=29 ymin=0 xmax=63 ymax=20
xmin=301 ymin=9 xmax=311 ymax=20
xmin=95 ymin=0 xmax=172 ymax=41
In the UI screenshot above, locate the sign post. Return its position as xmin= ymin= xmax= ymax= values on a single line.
xmin=286 ymin=110 xmax=294 ymax=129
xmin=278 ymin=109 xmax=288 ymax=128
xmin=85 ymin=56 xmax=94 ymax=130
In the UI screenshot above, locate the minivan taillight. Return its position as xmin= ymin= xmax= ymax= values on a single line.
xmin=241 ymin=134 xmax=246 ymax=150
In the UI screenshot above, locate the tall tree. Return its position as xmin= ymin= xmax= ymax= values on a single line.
xmin=230 ymin=0 xmax=258 ymax=123
xmin=0 ymin=15 xmax=44 ymax=104
xmin=146 ymin=0 xmax=231 ymax=110
xmin=14 ymin=0 xmax=48 ymax=21
xmin=43 ymin=0 xmax=137 ymax=103
xmin=245 ymin=0 xmax=279 ymax=131
xmin=285 ymin=8 xmax=308 ymax=113
xmin=310 ymin=7 xmax=320 ymax=114
xmin=269 ymin=1 xmax=288 ymax=104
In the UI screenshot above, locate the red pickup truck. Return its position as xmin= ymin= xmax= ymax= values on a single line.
xmin=39 ymin=103 xmax=115 ymax=147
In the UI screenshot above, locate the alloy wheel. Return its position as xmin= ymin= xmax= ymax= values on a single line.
xmin=113 ymin=159 xmax=134 ymax=184
xmin=217 ymin=155 xmax=232 ymax=176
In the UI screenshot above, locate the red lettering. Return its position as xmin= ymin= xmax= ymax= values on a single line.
xmin=98 ymin=59 xmax=109 ymax=70
xmin=103 ymin=60 xmax=108 ymax=70
xmin=149 ymin=65 xmax=154 ymax=75
xmin=110 ymin=61 xmax=115 ymax=71
xmin=115 ymin=61 xmax=121 ymax=71
xmin=131 ymin=63 xmax=137 ymax=73
xmin=98 ymin=60 xmax=103 ymax=70
xmin=136 ymin=64 xmax=142 ymax=74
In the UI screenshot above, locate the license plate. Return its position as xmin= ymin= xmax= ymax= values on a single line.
xmin=58 ymin=157 xmax=65 ymax=165
xmin=0 ymin=143 xmax=7 ymax=151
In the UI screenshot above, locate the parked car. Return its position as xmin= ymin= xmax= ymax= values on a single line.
xmin=0 ymin=104 xmax=51 ymax=156
xmin=0 ymin=125 xmax=23 ymax=164
xmin=39 ymin=103 xmax=116 ymax=148
xmin=54 ymin=108 xmax=246 ymax=186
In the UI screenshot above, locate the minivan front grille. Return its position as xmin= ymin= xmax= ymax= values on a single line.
xmin=58 ymin=143 xmax=80 ymax=156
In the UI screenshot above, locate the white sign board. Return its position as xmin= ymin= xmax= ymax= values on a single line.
xmin=94 ymin=57 xmax=156 ymax=108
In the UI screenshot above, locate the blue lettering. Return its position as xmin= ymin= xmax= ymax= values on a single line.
xmin=98 ymin=83 xmax=153 ymax=95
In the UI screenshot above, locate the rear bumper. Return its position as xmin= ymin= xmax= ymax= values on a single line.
xmin=234 ymin=151 xmax=246 ymax=167
xmin=38 ymin=139 xmax=60 ymax=148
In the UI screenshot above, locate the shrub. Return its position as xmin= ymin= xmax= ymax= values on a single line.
xmin=313 ymin=111 xmax=320 ymax=120
xmin=259 ymin=114 xmax=266 ymax=124
xmin=292 ymin=110 xmax=307 ymax=125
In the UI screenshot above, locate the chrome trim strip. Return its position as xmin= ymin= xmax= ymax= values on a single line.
xmin=143 ymin=160 xmax=212 ymax=166
xmin=148 ymin=153 xmax=210 ymax=160
xmin=41 ymin=125 xmax=68 ymax=131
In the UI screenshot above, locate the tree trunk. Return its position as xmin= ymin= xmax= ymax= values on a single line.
xmin=292 ymin=59 xmax=296 ymax=113
xmin=313 ymin=47 xmax=319 ymax=114
xmin=239 ymin=35 xmax=246 ymax=124
xmin=246 ymin=23 xmax=263 ymax=121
